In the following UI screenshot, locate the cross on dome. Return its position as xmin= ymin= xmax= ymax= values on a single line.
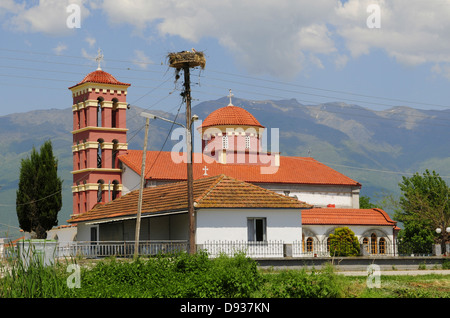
xmin=227 ymin=89 xmax=234 ymax=106
xmin=95 ymin=48 xmax=104 ymax=70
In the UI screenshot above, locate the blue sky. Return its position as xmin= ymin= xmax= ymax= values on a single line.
xmin=1 ymin=0 xmax=450 ymax=117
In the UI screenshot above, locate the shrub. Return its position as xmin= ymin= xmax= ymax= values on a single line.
xmin=329 ymin=227 xmax=360 ymax=257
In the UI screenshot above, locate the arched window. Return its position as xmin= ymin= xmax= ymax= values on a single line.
xmin=112 ymin=98 xmax=119 ymax=128
xmin=306 ymin=237 xmax=314 ymax=252
xmin=222 ymin=135 xmax=228 ymax=149
xmin=379 ymin=238 xmax=386 ymax=254
xmin=97 ymin=97 xmax=103 ymax=127
xmin=112 ymin=180 xmax=119 ymax=200
xmin=245 ymin=135 xmax=251 ymax=149
xmin=371 ymin=233 xmax=377 ymax=254
xmin=97 ymin=179 xmax=104 ymax=203
xmin=112 ymin=139 xmax=119 ymax=168
xmin=363 ymin=237 xmax=369 ymax=254
xmin=97 ymin=138 xmax=104 ymax=168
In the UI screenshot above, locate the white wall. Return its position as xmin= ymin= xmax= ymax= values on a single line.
xmin=121 ymin=163 xmax=141 ymax=195
xmin=258 ymin=183 xmax=360 ymax=208
xmin=302 ymin=224 xmax=396 ymax=254
xmin=196 ymin=208 xmax=302 ymax=243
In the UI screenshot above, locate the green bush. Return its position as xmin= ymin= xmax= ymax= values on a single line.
xmin=329 ymin=227 xmax=360 ymax=257
xmin=257 ymin=264 xmax=344 ymax=298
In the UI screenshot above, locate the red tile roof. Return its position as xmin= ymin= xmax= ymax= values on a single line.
xmin=69 ymin=69 xmax=131 ymax=88
xmin=67 ymin=174 xmax=310 ymax=223
xmin=199 ymin=105 xmax=265 ymax=129
xmin=118 ymin=150 xmax=361 ymax=187
xmin=302 ymin=208 xmax=397 ymax=227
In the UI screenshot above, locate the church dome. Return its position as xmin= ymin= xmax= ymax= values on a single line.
xmin=70 ymin=69 xmax=131 ymax=88
xmin=200 ymin=105 xmax=265 ymax=130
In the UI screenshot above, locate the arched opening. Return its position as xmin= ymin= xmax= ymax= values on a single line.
xmin=97 ymin=138 xmax=104 ymax=168
xmin=363 ymin=237 xmax=370 ymax=254
xmin=112 ymin=98 xmax=119 ymax=128
xmin=97 ymin=97 xmax=104 ymax=127
xmin=379 ymin=238 xmax=386 ymax=254
xmin=112 ymin=180 xmax=119 ymax=200
xmin=97 ymin=179 xmax=104 ymax=203
xmin=112 ymin=139 xmax=119 ymax=168
xmin=222 ymin=135 xmax=228 ymax=149
xmin=245 ymin=135 xmax=251 ymax=149
xmin=371 ymin=233 xmax=377 ymax=254
xmin=306 ymin=237 xmax=314 ymax=252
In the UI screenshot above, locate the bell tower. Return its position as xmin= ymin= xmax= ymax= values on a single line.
xmin=68 ymin=61 xmax=131 ymax=216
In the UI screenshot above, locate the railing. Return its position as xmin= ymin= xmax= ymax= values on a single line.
xmin=56 ymin=240 xmax=188 ymax=258
xmin=1 ymin=239 xmax=437 ymax=260
xmin=200 ymin=240 xmax=285 ymax=258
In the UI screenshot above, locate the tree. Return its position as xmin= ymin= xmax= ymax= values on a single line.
xmin=395 ymin=170 xmax=450 ymax=255
xmin=359 ymin=195 xmax=380 ymax=209
xmin=329 ymin=227 xmax=360 ymax=257
xmin=16 ymin=140 xmax=62 ymax=239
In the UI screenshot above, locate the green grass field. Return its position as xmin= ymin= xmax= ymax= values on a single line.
xmin=1 ymin=253 xmax=449 ymax=298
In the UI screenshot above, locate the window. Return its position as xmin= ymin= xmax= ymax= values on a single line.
xmin=222 ymin=135 xmax=228 ymax=149
xmin=371 ymin=233 xmax=377 ymax=254
xmin=245 ymin=135 xmax=251 ymax=149
xmin=247 ymin=218 xmax=266 ymax=242
xmin=97 ymin=98 xmax=103 ymax=127
xmin=379 ymin=238 xmax=386 ymax=254
xmin=306 ymin=237 xmax=314 ymax=252
xmin=112 ymin=180 xmax=119 ymax=200
xmin=112 ymin=139 xmax=119 ymax=168
xmin=363 ymin=237 xmax=369 ymax=253
xmin=112 ymin=98 xmax=119 ymax=128
xmin=97 ymin=179 xmax=104 ymax=203
xmin=97 ymin=139 xmax=104 ymax=168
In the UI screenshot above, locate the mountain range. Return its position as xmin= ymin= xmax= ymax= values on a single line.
xmin=1 ymin=96 xmax=449 ymax=238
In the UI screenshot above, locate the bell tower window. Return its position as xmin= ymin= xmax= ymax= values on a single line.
xmin=97 ymin=97 xmax=104 ymax=127
xmin=112 ymin=98 xmax=119 ymax=128
xmin=97 ymin=179 xmax=104 ymax=203
xmin=97 ymin=138 xmax=104 ymax=168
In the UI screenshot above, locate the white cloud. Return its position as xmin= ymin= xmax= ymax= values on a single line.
xmin=53 ymin=42 xmax=68 ymax=55
xmin=100 ymin=0 xmax=338 ymax=79
xmin=132 ymin=50 xmax=153 ymax=69
xmin=5 ymin=0 xmax=90 ymax=35
xmin=85 ymin=36 xmax=96 ymax=48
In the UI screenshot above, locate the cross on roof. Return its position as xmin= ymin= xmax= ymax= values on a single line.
xmin=202 ymin=165 xmax=209 ymax=176
xmin=227 ymin=89 xmax=234 ymax=106
xmin=95 ymin=48 xmax=104 ymax=70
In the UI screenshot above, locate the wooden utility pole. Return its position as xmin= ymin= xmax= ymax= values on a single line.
xmin=183 ymin=66 xmax=196 ymax=255
xmin=167 ymin=50 xmax=205 ymax=254
xmin=134 ymin=116 xmax=150 ymax=259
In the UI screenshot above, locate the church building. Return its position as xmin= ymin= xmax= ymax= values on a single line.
xmin=66 ymin=66 xmax=398 ymax=257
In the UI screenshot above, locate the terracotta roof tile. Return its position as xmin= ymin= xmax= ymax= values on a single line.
xmin=199 ymin=105 xmax=265 ymax=129
xmin=118 ymin=150 xmax=361 ymax=186
xmin=302 ymin=208 xmax=397 ymax=226
xmin=69 ymin=69 xmax=131 ymax=89
xmin=67 ymin=175 xmax=310 ymax=223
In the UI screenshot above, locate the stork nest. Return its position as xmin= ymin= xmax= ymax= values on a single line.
xmin=167 ymin=51 xmax=206 ymax=70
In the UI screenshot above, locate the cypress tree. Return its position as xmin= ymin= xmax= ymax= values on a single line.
xmin=16 ymin=140 xmax=62 ymax=239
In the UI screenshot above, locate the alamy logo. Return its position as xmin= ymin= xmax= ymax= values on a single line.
xmin=366 ymin=4 xmax=381 ymax=29
xmin=66 ymin=4 xmax=81 ymax=29
xmin=67 ymin=264 xmax=81 ymax=288
xmin=366 ymin=264 xmax=381 ymax=288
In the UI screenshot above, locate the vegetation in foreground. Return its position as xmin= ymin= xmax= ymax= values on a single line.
xmin=0 ymin=252 xmax=449 ymax=298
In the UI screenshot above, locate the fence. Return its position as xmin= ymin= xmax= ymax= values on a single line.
xmin=1 ymin=239 xmax=437 ymax=260
xmin=56 ymin=240 xmax=188 ymax=258
xmin=200 ymin=240 xmax=407 ymax=258
xmin=200 ymin=240 xmax=285 ymax=258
